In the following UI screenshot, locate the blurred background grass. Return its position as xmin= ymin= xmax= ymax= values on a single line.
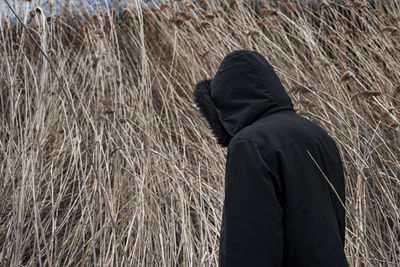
xmin=0 ymin=0 xmax=399 ymax=266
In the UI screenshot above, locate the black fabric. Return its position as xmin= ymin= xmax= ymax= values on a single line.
xmin=193 ymin=50 xmax=348 ymax=266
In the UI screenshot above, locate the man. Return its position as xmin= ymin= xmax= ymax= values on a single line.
xmin=193 ymin=50 xmax=348 ymax=266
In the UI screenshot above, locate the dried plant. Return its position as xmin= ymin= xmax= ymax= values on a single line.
xmin=0 ymin=0 xmax=399 ymax=266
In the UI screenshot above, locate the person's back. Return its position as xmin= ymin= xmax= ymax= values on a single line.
xmin=193 ymin=49 xmax=348 ymax=266
xmin=233 ymin=110 xmax=347 ymax=266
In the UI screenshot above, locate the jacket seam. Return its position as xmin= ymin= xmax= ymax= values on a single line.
xmin=230 ymin=137 xmax=276 ymax=175
xmin=233 ymin=136 xmax=334 ymax=159
xmin=230 ymin=138 xmax=284 ymax=200
xmin=230 ymin=137 xmax=262 ymax=154
xmin=246 ymin=56 xmax=277 ymax=105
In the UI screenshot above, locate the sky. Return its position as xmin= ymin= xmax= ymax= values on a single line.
xmin=0 ymin=0 xmax=134 ymax=21
xmin=0 ymin=0 xmax=330 ymax=22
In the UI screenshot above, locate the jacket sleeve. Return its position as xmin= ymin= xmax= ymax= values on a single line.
xmin=219 ymin=138 xmax=284 ymax=267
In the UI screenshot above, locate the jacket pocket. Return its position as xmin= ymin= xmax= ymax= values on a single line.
xmin=288 ymin=235 xmax=335 ymax=253
xmin=286 ymin=236 xmax=349 ymax=267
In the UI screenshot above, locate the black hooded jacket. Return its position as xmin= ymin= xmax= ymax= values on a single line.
xmin=193 ymin=50 xmax=348 ymax=266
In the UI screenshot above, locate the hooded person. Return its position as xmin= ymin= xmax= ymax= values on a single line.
xmin=193 ymin=50 xmax=348 ymax=267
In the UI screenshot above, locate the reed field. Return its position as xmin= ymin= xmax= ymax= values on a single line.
xmin=0 ymin=0 xmax=399 ymax=266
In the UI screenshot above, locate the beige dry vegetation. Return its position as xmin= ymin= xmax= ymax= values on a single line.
xmin=0 ymin=0 xmax=399 ymax=266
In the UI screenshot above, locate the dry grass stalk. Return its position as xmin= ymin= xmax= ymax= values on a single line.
xmin=0 ymin=0 xmax=399 ymax=266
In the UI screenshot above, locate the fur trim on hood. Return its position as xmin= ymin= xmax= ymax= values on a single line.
xmin=193 ymin=78 xmax=232 ymax=147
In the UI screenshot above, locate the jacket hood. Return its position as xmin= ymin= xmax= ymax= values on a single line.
xmin=193 ymin=50 xmax=295 ymax=147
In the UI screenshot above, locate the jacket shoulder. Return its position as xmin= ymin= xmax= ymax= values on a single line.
xmin=231 ymin=111 xmax=334 ymax=154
